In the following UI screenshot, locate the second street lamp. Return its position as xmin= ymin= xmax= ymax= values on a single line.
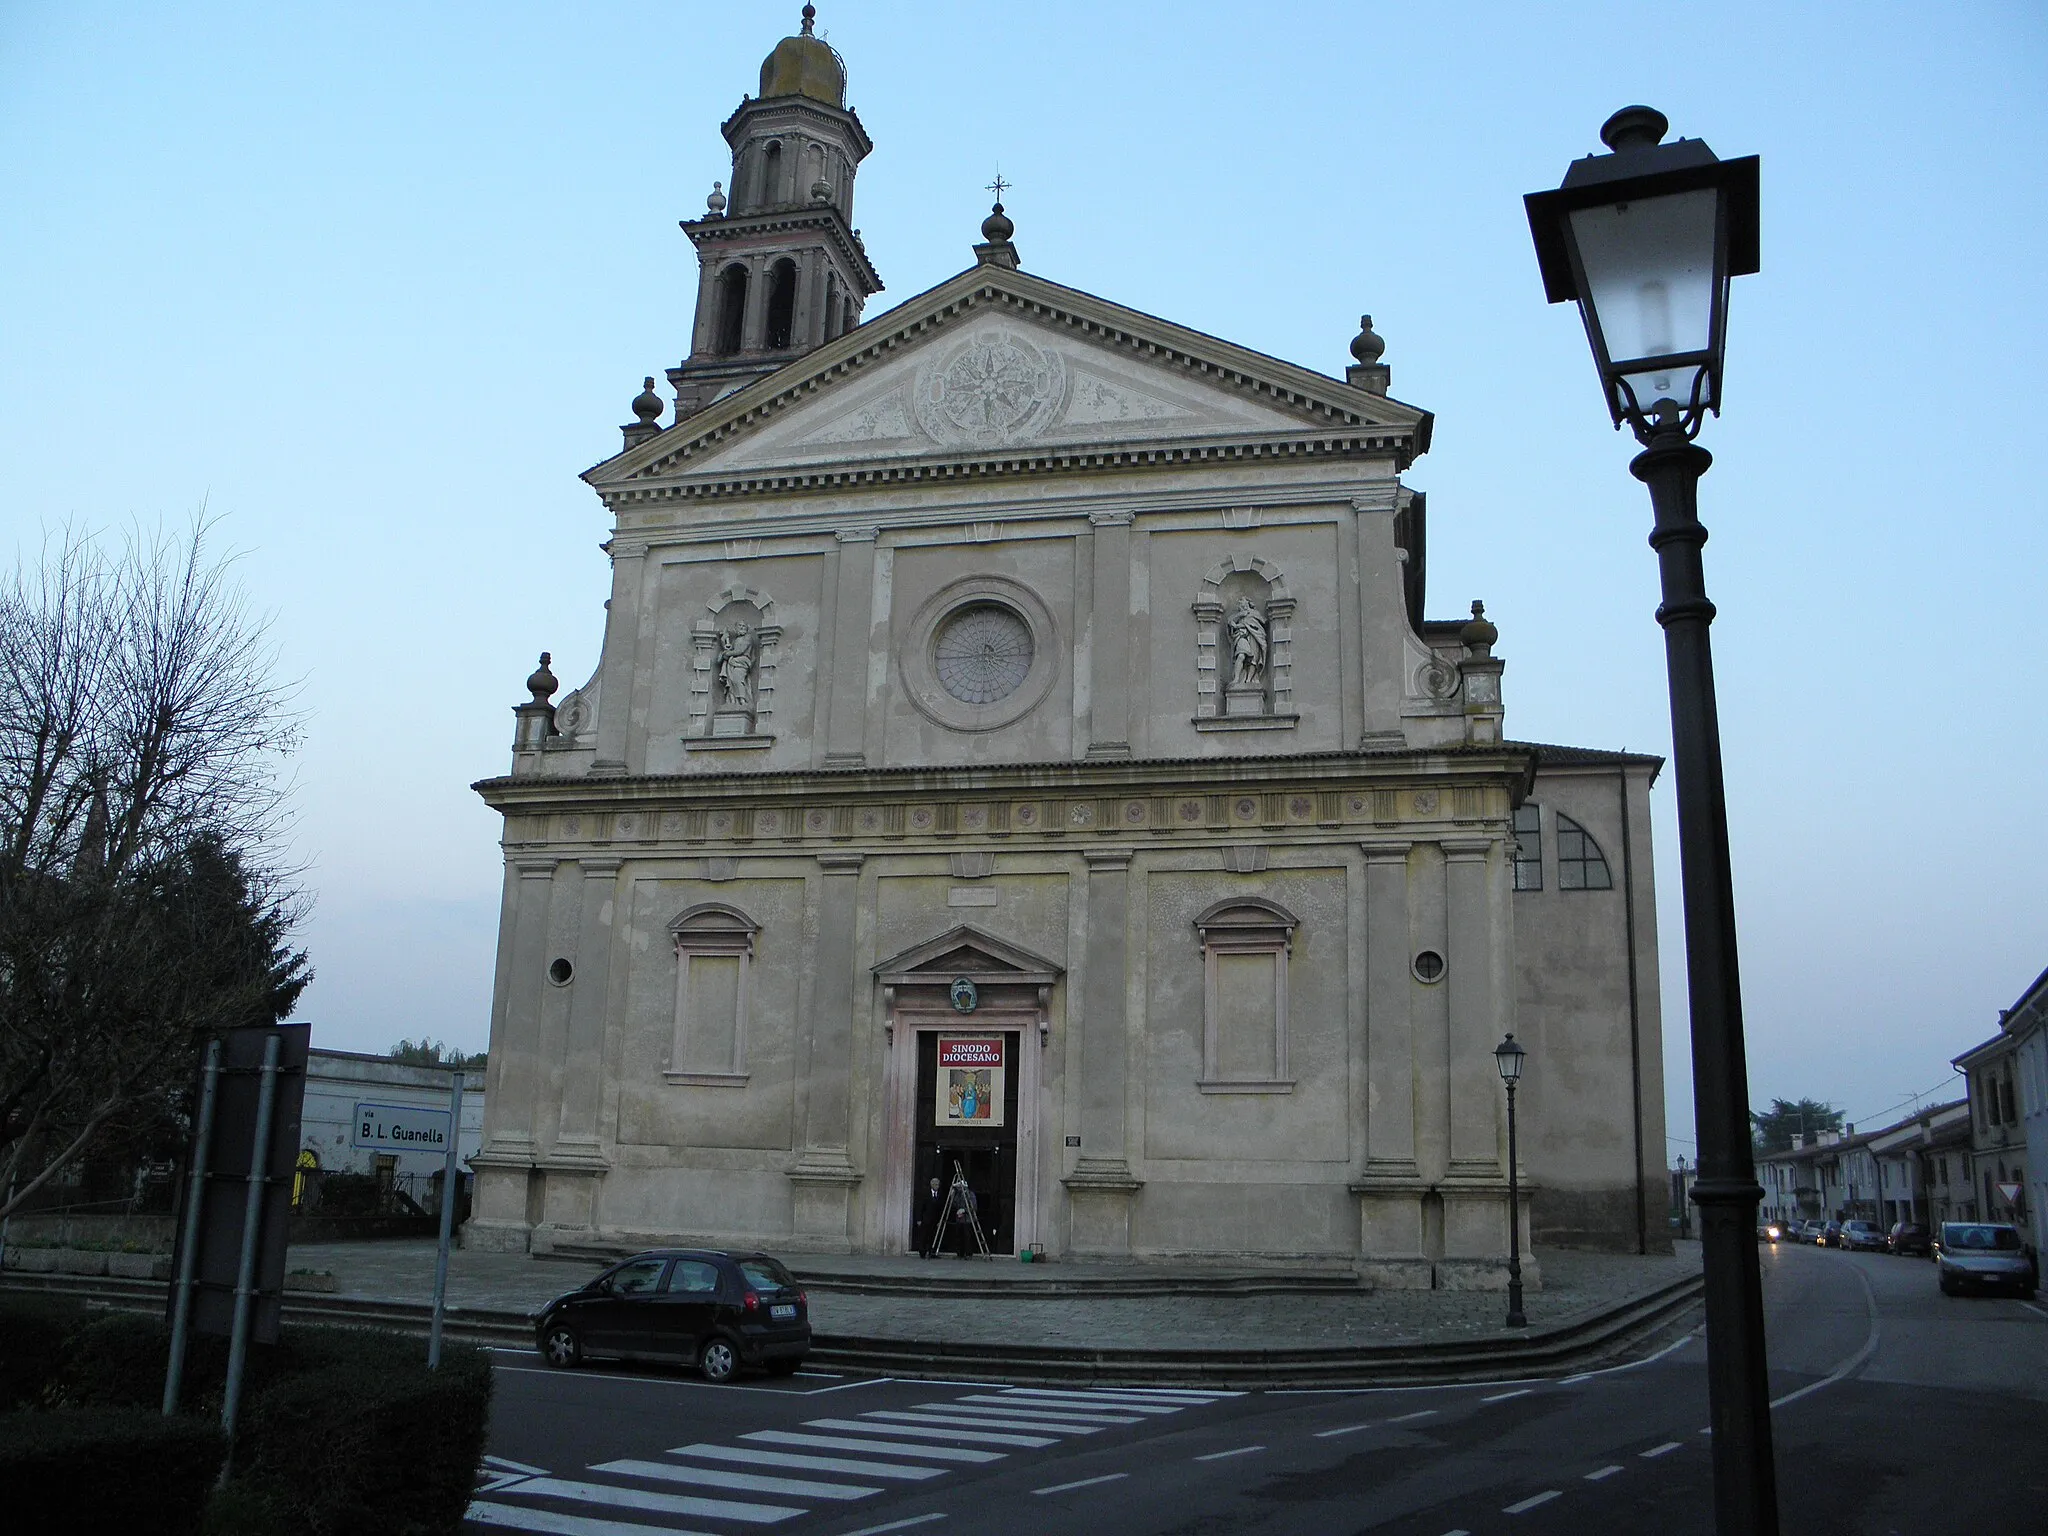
xmin=1494 ymin=1033 xmax=1528 ymax=1329
xmin=1524 ymin=106 xmax=1776 ymax=1536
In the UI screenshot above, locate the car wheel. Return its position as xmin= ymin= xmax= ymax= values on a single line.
xmin=1938 ymin=1274 xmax=1957 ymax=1296
xmin=699 ymin=1335 xmax=739 ymax=1384
xmin=540 ymin=1323 xmax=582 ymax=1369
xmin=765 ymin=1357 xmax=802 ymax=1377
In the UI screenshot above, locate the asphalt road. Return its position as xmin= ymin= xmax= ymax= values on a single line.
xmin=471 ymin=1242 xmax=2047 ymax=1536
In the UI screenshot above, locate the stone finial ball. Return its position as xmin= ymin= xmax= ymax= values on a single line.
xmin=1461 ymin=600 xmax=1498 ymax=653
xmin=706 ymin=180 xmax=727 ymax=215
xmin=981 ymin=202 xmax=1014 ymax=243
xmin=527 ymin=652 xmax=559 ymax=703
xmin=632 ymin=377 xmax=663 ymax=426
xmin=1350 ymin=314 xmax=1386 ymax=365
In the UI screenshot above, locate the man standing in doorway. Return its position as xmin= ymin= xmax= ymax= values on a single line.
xmin=914 ymin=1174 xmax=945 ymax=1258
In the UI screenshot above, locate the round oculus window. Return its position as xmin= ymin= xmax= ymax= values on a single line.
xmin=932 ymin=604 xmax=1034 ymax=705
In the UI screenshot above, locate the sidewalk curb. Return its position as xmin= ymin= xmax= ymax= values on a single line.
xmin=0 ymin=1268 xmax=1702 ymax=1387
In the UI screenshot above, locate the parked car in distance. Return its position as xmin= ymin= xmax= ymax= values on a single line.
xmin=1795 ymin=1220 xmax=1823 ymax=1243
xmin=1838 ymin=1220 xmax=1886 ymax=1252
xmin=1933 ymin=1223 xmax=2038 ymax=1299
xmin=1819 ymin=1220 xmax=1843 ymax=1247
xmin=1886 ymin=1221 xmax=1931 ymax=1257
xmin=533 ymin=1248 xmax=810 ymax=1382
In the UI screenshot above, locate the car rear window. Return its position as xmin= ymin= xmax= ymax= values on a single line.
xmin=1943 ymin=1224 xmax=2021 ymax=1251
xmin=740 ymin=1257 xmax=796 ymax=1291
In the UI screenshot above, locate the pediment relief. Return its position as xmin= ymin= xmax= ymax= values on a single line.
xmin=588 ymin=268 xmax=1429 ymax=492
xmin=697 ymin=316 xmax=1311 ymax=475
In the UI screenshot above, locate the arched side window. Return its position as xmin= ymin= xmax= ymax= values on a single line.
xmin=765 ymin=259 xmax=798 ymax=350
xmin=1556 ymin=812 xmax=1613 ymax=890
xmin=1511 ymin=802 xmax=1543 ymax=891
xmin=760 ymin=140 xmax=783 ymax=206
xmin=666 ymin=903 xmax=759 ymax=1085
xmin=1193 ymin=897 xmax=1299 ymax=1093
xmin=823 ymin=271 xmax=840 ymax=340
xmin=714 ymin=264 xmax=749 ymax=355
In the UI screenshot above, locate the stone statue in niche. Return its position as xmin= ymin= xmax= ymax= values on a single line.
xmin=716 ymin=624 xmax=756 ymax=710
xmin=1228 ymin=597 xmax=1269 ymax=687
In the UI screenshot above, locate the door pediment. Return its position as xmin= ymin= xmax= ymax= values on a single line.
xmin=873 ymin=924 xmax=1063 ymax=987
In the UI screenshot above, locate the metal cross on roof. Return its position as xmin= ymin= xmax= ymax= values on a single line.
xmin=987 ymin=171 xmax=1011 ymax=203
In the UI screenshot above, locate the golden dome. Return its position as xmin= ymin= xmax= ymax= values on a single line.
xmin=759 ymin=6 xmax=845 ymax=107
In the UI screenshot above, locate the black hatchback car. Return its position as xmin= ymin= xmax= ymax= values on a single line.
xmin=534 ymin=1249 xmax=810 ymax=1382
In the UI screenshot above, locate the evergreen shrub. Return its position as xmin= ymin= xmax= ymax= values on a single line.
xmin=0 ymin=1406 xmax=224 ymax=1535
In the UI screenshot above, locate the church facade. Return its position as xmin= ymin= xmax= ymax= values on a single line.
xmin=468 ymin=13 xmax=1668 ymax=1282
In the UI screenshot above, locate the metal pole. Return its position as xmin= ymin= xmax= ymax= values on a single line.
xmin=163 ymin=1039 xmax=223 ymax=1416
xmin=1505 ymin=1080 xmax=1526 ymax=1328
xmin=219 ymin=1034 xmax=282 ymax=1466
xmin=1633 ymin=420 xmax=1780 ymax=1536
xmin=428 ymin=1070 xmax=466 ymax=1369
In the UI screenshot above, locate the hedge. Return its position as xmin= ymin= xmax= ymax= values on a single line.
xmin=0 ymin=1297 xmax=493 ymax=1536
xmin=0 ymin=1406 xmax=225 ymax=1536
xmin=227 ymin=1327 xmax=493 ymax=1536
xmin=0 ymin=1293 xmax=91 ymax=1409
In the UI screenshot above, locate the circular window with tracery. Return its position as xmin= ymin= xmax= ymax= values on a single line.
xmin=934 ymin=604 xmax=1034 ymax=704
xmin=902 ymin=576 xmax=1059 ymax=733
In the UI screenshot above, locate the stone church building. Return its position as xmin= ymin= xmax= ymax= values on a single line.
xmin=468 ymin=11 xmax=1668 ymax=1283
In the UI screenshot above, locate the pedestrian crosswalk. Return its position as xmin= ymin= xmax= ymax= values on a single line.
xmin=467 ymin=1386 xmax=1239 ymax=1533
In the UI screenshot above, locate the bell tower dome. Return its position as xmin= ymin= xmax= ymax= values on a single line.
xmin=670 ymin=5 xmax=883 ymax=419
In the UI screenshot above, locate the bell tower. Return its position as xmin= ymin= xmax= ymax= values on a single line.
xmin=669 ymin=5 xmax=884 ymax=419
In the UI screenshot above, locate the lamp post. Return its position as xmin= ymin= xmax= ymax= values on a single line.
xmin=1677 ymin=1154 xmax=1692 ymax=1238
xmin=1494 ymin=1032 xmax=1527 ymax=1329
xmin=1524 ymin=106 xmax=1775 ymax=1536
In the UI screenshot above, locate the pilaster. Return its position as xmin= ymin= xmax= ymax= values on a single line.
xmin=1085 ymin=510 xmax=1132 ymax=759
xmin=823 ymin=527 xmax=877 ymax=768
xmin=789 ymin=851 xmax=866 ymax=1249
xmin=1065 ymin=847 xmax=1141 ymax=1253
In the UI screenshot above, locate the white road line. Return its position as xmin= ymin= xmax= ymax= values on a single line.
xmin=744 ymin=1430 xmax=1001 ymax=1463
xmin=1388 ymin=1409 xmax=1439 ymax=1424
xmin=804 ymin=1417 xmax=1055 ymax=1448
xmin=1769 ymin=1259 xmax=1880 ymax=1411
xmin=1194 ymin=1444 xmax=1264 ymax=1462
xmin=975 ymin=1393 xmax=1179 ymax=1415
xmin=1438 ymin=1530 xmax=1472 ymax=1536
xmin=466 ymin=1499 xmax=717 ymax=1536
xmin=1640 ymin=1442 xmax=1682 ymax=1459
xmin=917 ymin=1402 xmax=1143 ymax=1426
xmin=591 ymin=1458 xmax=880 ymax=1500
xmin=1482 ymin=1389 xmax=1533 ymax=1403
xmin=500 ymin=1477 xmax=802 ymax=1524
xmin=1584 ymin=1465 xmax=1623 ymax=1480
xmin=1032 ymin=1472 xmax=1129 ymax=1496
xmin=2022 ymin=1301 xmax=2048 ymax=1322
xmin=1559 ymin=1373 xmax=1594 ymax=1385
xmin=669 ymin=1444 xmax=943 ymax=1481
xmin=862 ymin=1410 xmax=1100 ymax=1436
xmin=1502 ymin=1490 xmax=1562 ymax=1513
xmin=996 ymin=1391 xmax=1187 ymax=1409
xmin=837 ymin=1516 xmax=947 ymax=1536
xmin=1314 ymin=1422 xmax=1376 ymax=1438
xmin=485 ymin=1455 xmax=552 ymax=1475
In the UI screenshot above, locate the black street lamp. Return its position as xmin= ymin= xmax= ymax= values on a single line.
xmin=1494 ymin=1032 xmax=1528 ymax=1329
xmin=1525 ymin=107 xmax=1775 ymax=1536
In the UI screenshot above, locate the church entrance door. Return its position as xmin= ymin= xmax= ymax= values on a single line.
xmin=910 ymin=1030 xmax=1019 ymax=1255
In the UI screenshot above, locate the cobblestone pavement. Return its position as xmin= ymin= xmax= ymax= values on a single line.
xmin=288 ymin=1239 xmax=1702 ymax=1349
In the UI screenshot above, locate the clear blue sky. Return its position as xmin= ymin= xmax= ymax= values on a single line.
xmin=4 ymin=2 xmax=2043 ymax=1156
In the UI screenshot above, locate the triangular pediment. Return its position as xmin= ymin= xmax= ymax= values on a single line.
xmin=586 ymin=265 xmax=1430 ymax=497
xmin=872 ymin=924 xmax=1063 ymax=985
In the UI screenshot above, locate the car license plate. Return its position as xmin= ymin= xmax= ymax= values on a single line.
xmin=770 ymin=1303 xmax=797 ymax=1321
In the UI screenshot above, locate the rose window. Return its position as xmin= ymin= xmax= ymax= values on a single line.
xmin=933 ymin=605 xmax=1034 ymax=704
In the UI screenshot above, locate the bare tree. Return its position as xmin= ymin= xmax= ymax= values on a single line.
xmin=0 ymin=519 xmax=308 ymax=1220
